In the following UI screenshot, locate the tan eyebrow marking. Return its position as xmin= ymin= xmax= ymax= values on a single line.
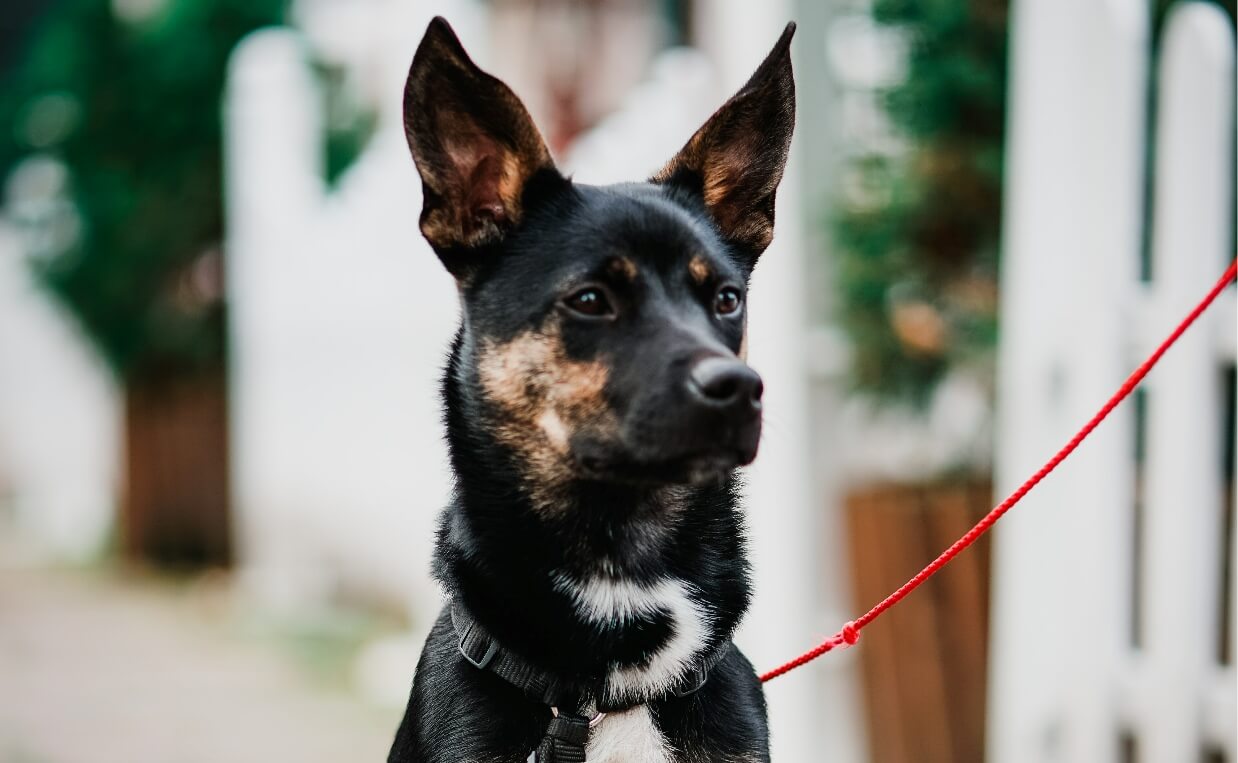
xmin=688 ymin=255 xmax=711 ymax=285
xmin=608 ymin=256 xmax=639 ymax=281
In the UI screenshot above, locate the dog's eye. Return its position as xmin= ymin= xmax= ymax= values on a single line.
xmin=564 ymin=287 xmax=614 ymax=318
xmin=715 ymin=287 xmax=743 ymax=316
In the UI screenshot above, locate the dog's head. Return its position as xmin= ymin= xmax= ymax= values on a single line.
xmin=404 ymin=18 xmax=794 ymax=492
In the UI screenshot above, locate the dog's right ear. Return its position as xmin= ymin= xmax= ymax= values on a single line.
xmin=652 ymin=23 xmax=795 ymax=267
xmin=403 ymin=17 xmax=557 ymax=272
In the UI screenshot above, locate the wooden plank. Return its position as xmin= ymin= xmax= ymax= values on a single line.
xmin=893 ymin=487 xmax=955 ymax=763
xmin=848 ymin=487 xmax=909 ymax=763
xmin=122 ymin=371 xmax=231 ymax=567
xmin=926 ymin=483 xmax=991 ymax=763
xmin=846 ymin=482 xmax=992 ymax=762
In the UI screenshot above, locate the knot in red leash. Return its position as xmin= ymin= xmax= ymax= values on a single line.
xmin=840 ymin=621 xmax=859 ymax=646
xmin=760 ymin=258 xmax=1238 ymax=684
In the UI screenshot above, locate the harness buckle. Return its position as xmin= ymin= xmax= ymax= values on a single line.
xmin=672 ymin=665 xmax=709 ymax=697
xmin=458 ymin=620 xmax=499 ymax=670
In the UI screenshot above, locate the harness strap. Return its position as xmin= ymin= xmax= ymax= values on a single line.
xmin=531 ymin=713 xmax=590 ymax=763
xmin=454 ymin=604 xmax=573 ymax=706
xmin=450 ymin=599 xmax=725 ymax=762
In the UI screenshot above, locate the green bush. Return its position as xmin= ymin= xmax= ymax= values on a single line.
xmin=0 ymin=0 xmax=285 ymax=380
xmin=834 ymin=0 xmax=1235 ymax=406
xmin=834 ymin=0 xmax=1008 ymax=406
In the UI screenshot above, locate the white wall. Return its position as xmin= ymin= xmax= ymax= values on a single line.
xmin=0 ymin=218 xmax=121 ymax=561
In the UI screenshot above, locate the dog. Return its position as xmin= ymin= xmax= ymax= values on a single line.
xmin=388 ymin=16 xmax=795 ymax=763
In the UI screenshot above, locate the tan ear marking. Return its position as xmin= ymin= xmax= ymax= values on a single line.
xmin=650 ymin=22 xmax=795 ymax=258
xmin=403 ymin=16 xmax=556 ymax=255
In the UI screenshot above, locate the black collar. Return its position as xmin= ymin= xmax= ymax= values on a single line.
xmin=451 ymin=601 xmax=578 ymax=707
xmin=450 ymin=600 xmax=725 ymax=762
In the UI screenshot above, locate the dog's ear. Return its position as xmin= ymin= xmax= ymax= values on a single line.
xmin=653 ymin=23 xmax=796 ymax=264
xmin=403 ymin=17 xmax=557 ymax=268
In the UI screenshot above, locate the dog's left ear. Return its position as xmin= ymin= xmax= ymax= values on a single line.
xmin=653 ymin=23 xmax=796 ymax=264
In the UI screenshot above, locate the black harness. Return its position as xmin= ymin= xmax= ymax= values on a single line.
xmin=450 ymin=601 xmax=723 ymax=762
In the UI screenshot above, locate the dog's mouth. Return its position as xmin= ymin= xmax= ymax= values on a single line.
xmin=577 ymin=452 xmax=748 ymax=486
xmin=573 ymin=437 xmax=759 ymax=486
xmin=566 ymin=407 xmax=762 ymax=486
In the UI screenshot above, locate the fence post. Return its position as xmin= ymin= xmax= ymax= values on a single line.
xmin=224 ymin=28 xmax=324 ymax=592
xmin=990 ymin=0 xmax=1148 ymax=760
xmin=1142 ymin=5 xmax=1236 ymax=760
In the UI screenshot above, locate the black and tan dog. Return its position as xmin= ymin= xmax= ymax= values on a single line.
xmin=389 ymin=17 xmax=795 ymax=763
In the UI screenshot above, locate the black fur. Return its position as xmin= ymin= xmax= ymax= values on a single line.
xmin=389 ymin=17 xmax=795 ymax=763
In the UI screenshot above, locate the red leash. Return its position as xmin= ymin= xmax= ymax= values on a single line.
xmin=760 ymin=258 xmax=1238 ymax=684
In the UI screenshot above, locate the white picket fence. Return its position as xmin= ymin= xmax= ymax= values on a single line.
xmin=990 ymin=2 xmax=1236 ymax=761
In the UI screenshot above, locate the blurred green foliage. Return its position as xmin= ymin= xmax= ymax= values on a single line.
xmin=834 ymin=0 xmax=1234 ymax=407
xmin=833 ymin=0 xmax=1007 ymax=406
xmin=315 ymin=60 xmax=378 ymax=187
xmin=0 ymin=0 xmax=287 ymax=380
xmin=1156 ymin=0 xmax=1237 ymax=26
xmin=0 ymin=0 xmax=375 ymax=384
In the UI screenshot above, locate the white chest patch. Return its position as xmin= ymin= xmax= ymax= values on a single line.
xmin=554 ymin=573 xmax=710 ymax=702
xmin=585 ymin=705 xmax=673 ymax=763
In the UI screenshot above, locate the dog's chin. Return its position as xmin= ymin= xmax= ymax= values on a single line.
xmin=574 ymin=446 xmax=757 ymax=487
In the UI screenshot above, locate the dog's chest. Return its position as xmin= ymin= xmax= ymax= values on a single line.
xmin=585 ymin=705 xmax=672 ymax=763
xmin=555 ymin=573 xmax=710 ymax=699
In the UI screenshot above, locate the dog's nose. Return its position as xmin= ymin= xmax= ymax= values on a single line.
xmin=688 ymin=357 xmax=763 ymax=410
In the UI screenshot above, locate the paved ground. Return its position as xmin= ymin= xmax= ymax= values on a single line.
xmin=0 ymin=562 xmax=402 ymax=763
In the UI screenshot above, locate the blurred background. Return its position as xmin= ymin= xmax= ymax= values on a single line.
xmin=0 ymin=0 xmax=1234 ymax=761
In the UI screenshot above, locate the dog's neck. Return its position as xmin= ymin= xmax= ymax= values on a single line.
xmin=431 ymin=348 xmax=753 ymax=703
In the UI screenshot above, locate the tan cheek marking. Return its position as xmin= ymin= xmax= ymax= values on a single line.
xmin=477 ymin=324 xmax=616 ymax=512
xmin=738 ymin=331 xmax=748 ymax=361
xmin=537 ymin=409 xmax=569 ymax=452
xmin=477 ymin=330 xmax=556 ymax=419
xmin=688 ymin=255 xmax=711 ymax=285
